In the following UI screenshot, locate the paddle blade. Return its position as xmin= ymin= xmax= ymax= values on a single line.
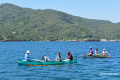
xmin=15 ymin=62 xmax=18 ymax=63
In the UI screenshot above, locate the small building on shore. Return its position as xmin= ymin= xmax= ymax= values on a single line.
xmin=100 ymin=39 xmax=107 ymax=42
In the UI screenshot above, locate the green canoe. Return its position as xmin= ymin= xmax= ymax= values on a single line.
xmin=18 ymin=58 xmax=77 ymax=65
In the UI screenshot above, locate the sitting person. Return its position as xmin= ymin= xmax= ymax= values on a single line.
xmin=95 ymin=48 xmax=99 ymax=55
xmin=101 ymin=49 xmax=107 ymax=56
xmin=25 ymin=50 xmax=30 ymax=61
xmin=56 ymin=52 xmax=62 ymax=62
xmin=42 ymin=56 xmax=50 ymax=62
xmin=66 ymin=51 xmax=73 ymax=61
xmin=88 ymin=47 xmax=93 ymax=56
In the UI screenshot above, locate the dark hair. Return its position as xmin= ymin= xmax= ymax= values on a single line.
xmin=96 ymin=48 xmax=98 ymax=51
xmin=68 ymin=53 xmax=71 ymax=56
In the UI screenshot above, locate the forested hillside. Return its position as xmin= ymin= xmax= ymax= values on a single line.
xmin=0 ymin=3 xmax=120 ymax=41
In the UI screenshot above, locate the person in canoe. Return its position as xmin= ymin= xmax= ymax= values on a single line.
xmin=42 ymin=56 xmax=50 ymax=62
xmin=66 ymin=51 xmax=73 ymax=61
xmin=25 ymin=50 xmax=30 ymax=61
xmin=101 ymin=49 xmax=107 ymax=56
xmin=88 ymin=47 xmax=93 ymax=56
xmin=56 ymin=52 xmax=62 ymax=62
xmin=95 ymin=48 xmax=99 ymax=55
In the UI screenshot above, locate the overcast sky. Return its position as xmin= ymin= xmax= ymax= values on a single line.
xmin=0 ymin=0 xmax=120 ymax=23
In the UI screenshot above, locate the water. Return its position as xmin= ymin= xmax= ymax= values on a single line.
xmin=0 ymin=41 xmax=120 ymax=80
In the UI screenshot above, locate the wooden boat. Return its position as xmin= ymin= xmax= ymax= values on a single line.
xmin=1 ymin=40 xmax=22 ymax=42
xmin=81 ymin=53 xmax=111 ymax=58
xmin=17 ymin=58 xmax=77 ymax=65
xmin=93 ymin=54 xmax=111 ymax=58
xmin=84 ymin=39 xmax=100 ymax=42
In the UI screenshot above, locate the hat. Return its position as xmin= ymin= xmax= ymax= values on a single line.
xmin=26 ymin=50 xmax=30 ymax=54
xmin=103 ymin=49 xmax=105 ymax=50
xmin=90 ymin=47 xmax=92 ymax=48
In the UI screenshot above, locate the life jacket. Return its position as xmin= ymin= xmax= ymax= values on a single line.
xmin=70 ymin=55 xmax=73 ymax=61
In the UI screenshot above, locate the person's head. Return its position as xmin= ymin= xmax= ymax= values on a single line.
xmin=26 ymin=50 xmax=30 ymax=54
xmin=58 ymin=52 xmax=60 ymax=56
xmin=90 ymin=47 xmax=92 ymax=50
xmin=103 ymin=49 xmax=105 ymax=51
xmin=68 ymin=51 xmax=71 ymax=55
xmin=27 ymin=53 xmax=29 ymax=54
xmin=96 ymin=48 xmax=98 ymax=51
xmin=42 ymin=57 xmax=44 ymax=59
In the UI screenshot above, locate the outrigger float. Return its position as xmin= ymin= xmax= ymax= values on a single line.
xmin=81 ymin=53 xmax=111 ymax=58
xmin=17 ymin=58 xmax=77 ymax=66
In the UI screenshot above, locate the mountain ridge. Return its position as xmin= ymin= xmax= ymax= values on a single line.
xmin=0 ymin=3 xmax=120 ymax=41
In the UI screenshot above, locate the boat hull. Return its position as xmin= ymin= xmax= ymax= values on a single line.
xmin=81 ymin=54 xmax=111 ymax=58
xmin=18 ymin=59 xmax=77 ymax=65
xmin=93 ymin=54 xmax=111 ymax=58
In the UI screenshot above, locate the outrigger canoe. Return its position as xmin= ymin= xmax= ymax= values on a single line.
xmin=17 ymin=58 xmax=77 ymax=65
xmin=81 ymin=53 xmax=111 ymax=58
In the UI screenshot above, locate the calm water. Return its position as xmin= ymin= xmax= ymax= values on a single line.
xmin=0 ymin=41 xmax=120 ymax=80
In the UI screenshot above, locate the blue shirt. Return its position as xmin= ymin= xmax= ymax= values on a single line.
xmin=25 ymin=54 xmax=29 ymax=61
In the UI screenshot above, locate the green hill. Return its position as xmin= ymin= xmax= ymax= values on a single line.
xmin=0 ymin=3 xmax=120 ymax=41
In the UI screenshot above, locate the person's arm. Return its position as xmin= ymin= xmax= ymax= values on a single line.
xmin=89 ymin=50 xmax=90 ymax=52
xmin=95 ymin=51 xmax=96 ymax=54
xmin=60 ymin=56 xmax=62 ymax=60
xmin=44 ymin=57 xmax=46 ymax=61
xmin=57 ymin=57 xmax=60 ymax=62
xmin=67 ymin=55 xmax=71 ymax=59
xmin=91 ymin=50 xmax=93 ymax=53
xmin=106 ymin=51 xmax=107 ymax=54
xmin=25 ymin=54 xmax=27 ymax=60
xmin=27 ymin=55 xmax=29 ymax=58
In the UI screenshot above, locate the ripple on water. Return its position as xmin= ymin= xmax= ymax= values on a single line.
xmin=0 ymin=42 xmax=120 ymax=80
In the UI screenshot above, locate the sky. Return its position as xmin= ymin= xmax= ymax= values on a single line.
xmin=0 ymin=0 xmax=120 ymax=23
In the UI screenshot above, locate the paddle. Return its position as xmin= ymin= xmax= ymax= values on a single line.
xmin=75 ymin=52 xmax=85 ymax=58
xmin=15 ymin=62 xmax=18 ymax=63
xmin=65 ymin=59 xmax=70 ymax=64
xmin=66 ymin=64 xmax=73 ymax=65
xmin=75 ymin=56 xmax=82 ymax=58
xmin=81 ymin=52 xmax=87 ymax=58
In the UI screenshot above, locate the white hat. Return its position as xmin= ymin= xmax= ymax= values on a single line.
xmin=90 ymin=47 xmax=92 ymax=48
xmin=26 ymin=50 xmax=30 ymax=54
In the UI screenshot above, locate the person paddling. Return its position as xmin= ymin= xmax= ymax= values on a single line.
xmin=25 ymin=50 xmax=30 ymax=61
xmin=66 ymin=51 xmax=73 ymax=61
xmin=88 ymin=47 xmax=93 ymax=56
xmin=101 ymin=49 xmax=107 ymax=56
xmin=56 ymin=52 xmax=62 ymax=62
xmin=42 ymin=56 xmax=50 ymax=62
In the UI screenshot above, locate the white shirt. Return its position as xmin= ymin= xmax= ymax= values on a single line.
xmin=95 ymin=50 xmax=98 ymax=54
xmin=56 ymin=56 xmax=62 ymax=61
xmin=44 ymin=56 xmax=50 ymax=61
xmin=102 ymin=51 xmax=107 ymax=55
xmin=102 ymin=51 xmax=107 ymax=54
